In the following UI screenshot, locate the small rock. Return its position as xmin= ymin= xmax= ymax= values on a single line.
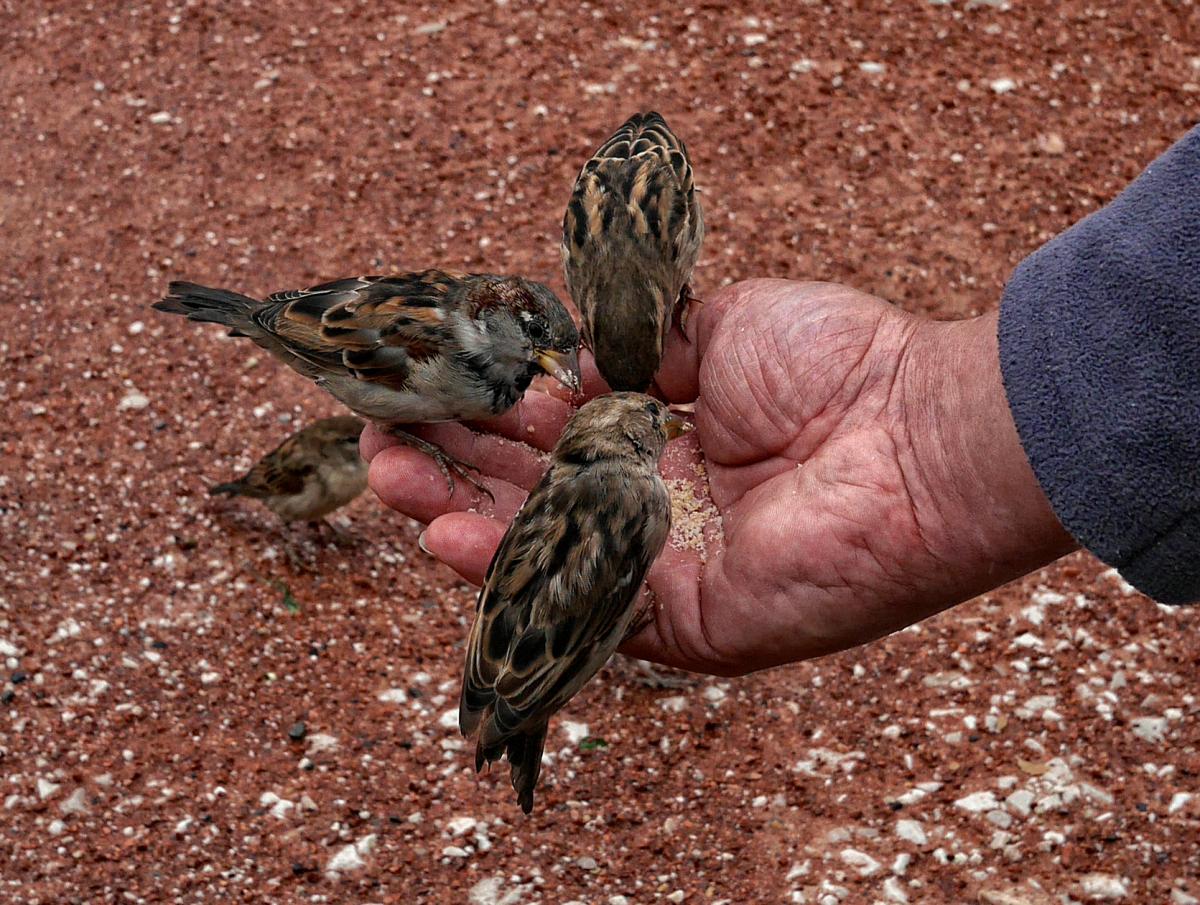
xmin=306 ymin=732 xmax=339 ymax=755
xmin=1037 ymin=133 xmax=1066 ymax=155
xmin=148 ymin=111 xmax=172 ymax=124
xmin=377 ymin=688 xmax=407 ymax=703
xmin=1171 ymin=890 xmax=1199 ymax=905
xmin=609 ymin=897 xmax=631 ymax=905
xmin=438 ymin=708 xmax=460 ymax=730
xmin=839 ymin=848 xmax=881 ymax=876
xmin=895 ymin=819 xmax=927 ymax=845
xmin=883 ymin=877 xmax=909 ymax=903
xmin=986 ymin=809 xmax=1013 ymax=829
xmin=859 ymin=61 xmax=886 ymax=74
xmin=413 ymin=20 xmax=446 ymax=34
xmin=990 ymin=77 xmax=1017 ymax=94
xmin=0 ymin=639 xmax=19 ymax=657
xmin=446 ymin=816 xmax=477 ymax=837
xmin=1078 ymin=873 xmax=1128 ymax=900
xmin=659 ymin=695 xmax=688 ymax=713
xmin=1130 ymin=716 xmax=1168 ymax=744
xmin=955 ymin=790 xmax=1000 ymax=813
xmin=702 ymin=685 xmax=727 ymax=704
xmin=47 ymin=819 xmax=66 ymax=836
xmin=118 ymin=390 xmax=151 ymax=412
xmin=326 ymin=843 xmax=365 ymax=873
xmin=288 ymin=721 xmax=307 ymax=741
xmin=36 ymin=779 xmax=61 ymax=801
xmin=1169 ymin=792 xmax=1193 ymax=814
xmin=560 ymin=720 xmax=590 ymax=744
xmin=666 ymin=892 xmax=686 ymax=904
xmin=1006 ymin=789 xmax=1035 ymax=816
xmin=576 ymin=856 xmax=598 ymax=871
xmin=442 ymin=845 xmax=470 ymax=858
xmin=59 ymin=788 xmax=88 ymax=816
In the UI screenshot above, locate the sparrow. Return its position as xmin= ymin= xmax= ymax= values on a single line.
xmin=561 ymin=111 xmax=705 ymax=392
xmin=209 ymin=415 xmax=368 ymax=525
xmin=154 ymin=272 xmax=581 ymax=497
xmin=458 ymin=392 xmax=690 ymax=813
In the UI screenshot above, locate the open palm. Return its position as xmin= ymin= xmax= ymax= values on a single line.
xmin=362 ymin=280 xmax=1073 ymax=676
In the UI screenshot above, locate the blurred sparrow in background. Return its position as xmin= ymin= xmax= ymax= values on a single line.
xmin=209 ymin=415 xmax=367 ymax=528
xmin=155 ymin=272 xmax=581 ymax=497
xmin=458 ymin=393 xmax=690 ymax=813
xmin=562 ymin=111 xmax=704 ymax=391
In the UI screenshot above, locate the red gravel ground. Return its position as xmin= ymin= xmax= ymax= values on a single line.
xmin=3 ymin=2 xmax=1199 ymax=903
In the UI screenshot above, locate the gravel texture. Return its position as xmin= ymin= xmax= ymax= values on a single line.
xmin=3 ymin=1 xmax=1199 ymax=903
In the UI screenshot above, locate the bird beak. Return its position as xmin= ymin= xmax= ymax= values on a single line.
xmin=664 ymin=413 xmax=693 ymax=440
xmin=536 ymin=348 xmax=582 ymax=392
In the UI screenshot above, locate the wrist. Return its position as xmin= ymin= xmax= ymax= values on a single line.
xmin=897 ymin=311 xmax=1077 ymax=597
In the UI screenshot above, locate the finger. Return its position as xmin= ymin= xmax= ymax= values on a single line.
xmin=368 ymin=445 xmax=528 ymax=524
xmin=408 ymin=422 xmax=550 ymax=491
xmin=471 ymin=389 xmax=575 ymax=452
xmin=420 ymin=512 xmax=507 ymax=586
xmin=656 ymin=324 xmax=701 ymax=402
xmin=360 ymin=423 xmax=393 ymax=463
xmin=617 ymin=546 xmax=709 ymax=672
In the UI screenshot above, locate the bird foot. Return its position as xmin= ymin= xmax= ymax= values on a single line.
xmin=674 ymin=284 xmax=703 ymax=344
xmin=386 ymin=428 xmax=495 ymax=503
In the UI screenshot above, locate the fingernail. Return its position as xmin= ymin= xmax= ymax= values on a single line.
xmin=417 ymin=531 xmax=431 ymax=555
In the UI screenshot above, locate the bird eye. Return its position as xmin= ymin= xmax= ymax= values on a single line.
xmin=527 ymin=321 xmax=547 ymax=343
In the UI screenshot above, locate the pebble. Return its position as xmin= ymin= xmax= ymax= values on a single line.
xmin=560 ymin=720 xmax=590 ymax=744
xmin=1005 ymin=789 xmax=1035 ymax=816
xmin=1079 ymin=873 xmax=1128 ymax=899
xmin=609 ymin=897 xmax=631 ymax=905
xmin=446 ymin=816 xmax=477 ymax=837
xmin=47 ymin=819 xmax=66 ymax=836
xmin=990 ymin=77 xmax=1017 ymax=93
xmin=36 ymin=779 xmax=61 ymax=801
xmin=0 ymin=639 xmax=19 ymax=657
xmin=659 ymin=695 xmax=688 ymax=713
xmin=839 ymin=848 xmax=882 ymax=876
xmin=986 ymin=809 xmax=1013 ymax=829
xmin=377 ymin=688 xmax=407 ymax=703
xmin=327 ymin=843 xmax=365 ymax=873
xmin=148 ymin=111 xmax=172 ymax=124
xmin=118 ymin=390 xmax=151 ymax=411
xmin=306 ymin=733 xmax=339 ymax=755
xmin=667 ymin=892 xmax=686 ymax=904
xmin=955 ymin=790 xmax=1000 ymax=813
xmin=442 ymin=845 xmax=470 ymax=858
xmin=576 ymin=856 xmax=598 ymax=871
xmin=1130 ymin=716 xmax=1168 ymax=744
xmin=883 ymin=877 xmax=909 ymax=903
xmin=439 ymin=708 xmax=460 ymax=730
xmin=1171 ymin=891 xmax=1199 ymax=905
xmin=1168 ymin=792 xmax=1193 ymax=814
xmin=895 ymin=819 xmax=927 ymax=845
xmin=859 ymin=61 xmax=886 ymax=73
xmin=59 ymin=788 xmax=88 ymax=815
xmin=288 ymin=721 xmax=307 ymax=741
xmin=702 ymin=685 xmax=727 ymax=704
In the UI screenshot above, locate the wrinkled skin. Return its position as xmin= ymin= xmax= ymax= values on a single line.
xmin=363 ymin=280 xmax=1076 ymax=677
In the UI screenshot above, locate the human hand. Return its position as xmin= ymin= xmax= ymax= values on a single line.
xmin=362 ymin=280 xmax=1076 ymax=676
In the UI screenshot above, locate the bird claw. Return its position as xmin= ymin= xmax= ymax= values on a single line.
xmin=674 ymin=284 xmax=703 ymax=344
xmin=386 ymin=428 xmax=496 ymax=503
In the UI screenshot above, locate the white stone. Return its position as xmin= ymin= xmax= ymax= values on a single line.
xmin=1005 ymin=790 xmax=1035 ymax=816
xmin=560 ymin=720 xmax=590 ymax=744
xmin=377 ymin=688 xmax=407 ymax=703
xmin=439 ymin=708 xmax=460 ymax=730
xmin=306 ymin=733 xmax=339 ymax=754
xmin=446 ymin=816 xmax=478 ymax=837
xmin=986 ymin=809 xmax=1013 ymax=829
xmin=59 ymin=788 xmax=88 ymax=815
xmin=0 ymin=639 xmax=19 ymax=657
xmin=149 ymin=111 xmax=172 ymax=124
xmin=1168 ymin=792 xmax=1193 ymax=814
xmin=703 ymin=685 xmax=727 ymax=704
xmin=883 ymin=877 xmax=909 ymax=903
xmin=839 ymin=848 xmax=881 ymax=876
xmin=442 ymin=845 xmax=470 ymax=858
xmin=859 ymin=61 xmax=886 ymax=74
xmin=1079 ymin=873 xmax=1128 ymax=899
xmin=47 ymin=819 xmax=66 ymax=835
xmin=955 ymin=790 xmax=1000 ymax=813
xmin=118 ymin=390 xmax=151 ymax=411
xmin=1131 ymin=717 xmax=1168 ymax=744
xmin=326 ymin=843 xmax=365 ymax=873
xmin=659 ymin=696 xmax=688 ymax=713
xmin=990 ymin=78 xmax=1017 ymax=93
xmin=36 ymin=779 xmax=61 ymax=801
xmin=1171 ymin=890 xmax=1199 ymax=905
xmin=892 ymin=853 xmax=911 ymax=876
xmin=667 ymin=892 xmax=686 ymax=904
xmin=895 ymin=819 xmax=927 ymax=845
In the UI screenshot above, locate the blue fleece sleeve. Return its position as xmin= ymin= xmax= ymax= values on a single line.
xmin=998 ymin=126 xmax=1200 ymax=605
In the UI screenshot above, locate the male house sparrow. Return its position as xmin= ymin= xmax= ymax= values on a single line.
xmin=209 ymin=415 xmax=368 ymax=525
xmin=458 ymin=393 xmax=690 ymax=813
xmin=561 ymin=111 xmax=704 ymax=391
xmin=155 ymin=272 xmax=581 ymax=495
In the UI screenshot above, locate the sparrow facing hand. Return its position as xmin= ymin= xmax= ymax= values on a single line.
xmin=458 ymin=393 xmax=690 ymax=813
xmin=155 ymin=272 xmax=581 ymax=497
xmin=562 ymin=111 xmax=704 ymax=392
xmin=209 ymin=415 xmax=367 ymax=524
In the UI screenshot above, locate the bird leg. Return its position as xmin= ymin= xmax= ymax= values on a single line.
xmin=385 ymin=427 xmax=495 ymax=503
xmin=618 ymin=656 xmax=696 ymax=690
xmin=674 ymin=283 xmax=703 ymax=344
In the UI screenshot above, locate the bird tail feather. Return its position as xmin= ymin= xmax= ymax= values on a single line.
xmin=153 ymin=282 xmax=261 ymax=336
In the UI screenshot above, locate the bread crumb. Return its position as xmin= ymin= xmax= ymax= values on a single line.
xmin=666 ymin=471 xmax=718 ymax=558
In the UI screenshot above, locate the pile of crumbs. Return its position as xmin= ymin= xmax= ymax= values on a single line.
xmin=666 ymin=463 xmax=719 ymax=557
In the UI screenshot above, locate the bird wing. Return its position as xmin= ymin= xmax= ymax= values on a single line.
xmin=232 ymin=430 xmax=318 ymax=498
xmin=459 ymin=460 xmax=671 ymax=745
xmin=250 ymin=272 xmax=475 ymax=391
